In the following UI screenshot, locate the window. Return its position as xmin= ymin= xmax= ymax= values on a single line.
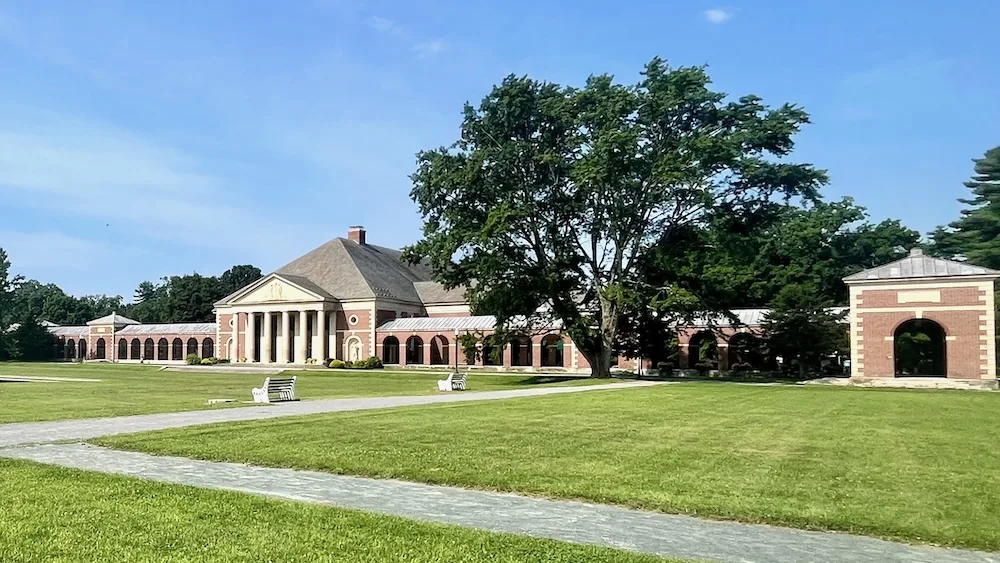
xmin=405 ymin=336 xmax=424 ymax=364
xmin=429 ymin=335 xmax=449 ymax=365
xmin=130 ymin=339 xmax=141 ymax=360
xmin=157 ymin=338 xmax=169 ymax=361
xmin=143 ymin=338 xmax=155 ymax=360
xmin=118 ymin=339 xmax=128 ymax=360
xmin=187 ymin=338 xmax=199 ymax=357
xmin=540 ymin=335 xmax=564 ymax=367
xmin=202 ymin=338 xmax=215 ymax=359
xmin=172 ymin=338 xmax=184 ymax=360
xmin=382 ymin=336 xmax=400 ymax=364
xmin=95 ymin=338 xmax=107 ymax=360
xmin=349 ymin=314 xmax=359 ymax=326
xmin=510 ymin=336 xmax=532 ymax=367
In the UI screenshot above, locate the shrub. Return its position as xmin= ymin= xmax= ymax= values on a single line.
xmin=305 ymin=358 xmax=316 ymax=365
xmin=329 ymin=359 xmax=346 ymax=369
xmin=357 ymin=356 xmax=383 ymax=369
xmin=731 ymin=362 xmax=753 ymax=373
xmin=186 ymin=353 xmax=201 ymax=365
xmin=655 ymin=361 xmax=673 ymax=375
xmin=200 ymin=358 xmax=214 ymax=365
xmin=344 ymin=360 xmax=354 ymax=369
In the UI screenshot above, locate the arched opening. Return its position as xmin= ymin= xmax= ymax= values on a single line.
xmin=95 ymin=338 xmax=106 ymax=360
xmin=510 ymin=336 xmax=532 ymax=367
xmin=172 ymin=338 xmax=183 ymax=360
xmin=405 ymin=336 xmax=424 ymax=364
xmin=727 ymin=333 xmax=764 ymax=371
xmin=894 ymin=319 xmax=947 ymax=376
xmin=345 ymin=336 xmax=362 ymax=363
xmin=202 ymin=338 xmax=215 ymax=359
xmin=157 ymin=338 xmax=169 ymax=361
xmin=187 ymin=338 xmax=199 ymax=357
xmin=541 ymin=335 xmax=565 ymax=367
xmin=78 ymin=339 xmax=87 ymax=360
xmin=66 ymin=339 xmax=76 ymax=359
xmin=143 ymin=338 xmax=154 ymax=360
xmin=118 ymin=339 xmax=128 ymax=360
xmin=382 ymin=336 xmax=400 ymax=365
xmin=130 ymin=338 xmax=141 ymax=360
xmin=687 ymin=330 xmax=719 ymax=369
xmin=429 ymin=335 xmax=449 ymax=365
xmin=482 ymin=335 xmax=502 ymax=366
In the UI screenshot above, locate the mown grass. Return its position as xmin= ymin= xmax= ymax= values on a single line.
xmin=100 ymin=383 xmax=1000 ymax=551
xmin=0 ymin=362 xmax=604 ymax=423
xmin=0 ymin=458 xmax=674 ymax=562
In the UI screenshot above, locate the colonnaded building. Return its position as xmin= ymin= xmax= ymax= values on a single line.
xmin=48 ymin=227 xmax=1000 ymax=387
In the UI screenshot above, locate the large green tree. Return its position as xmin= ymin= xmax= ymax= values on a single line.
xmin=760 ymin=283 xmax=848 ymax=378
xmin=930 ymin=146 xmax=1000 ymax=266
xmin=406 ymin=58 xmax=826 ymax=377
xmin=0 ymin=248 xmax=19 ymax=329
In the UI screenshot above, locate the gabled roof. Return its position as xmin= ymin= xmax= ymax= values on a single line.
xmin=843 ymin=249 xmax=1000 ymax=282
xmin=86 ymin=313 xmax=140 ymax=326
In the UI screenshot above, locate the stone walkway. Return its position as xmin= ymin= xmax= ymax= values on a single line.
xmin=0 ymin=381 xmax=659 ymax=447
xmin=2 ymin=443 xmax=996 ymax=563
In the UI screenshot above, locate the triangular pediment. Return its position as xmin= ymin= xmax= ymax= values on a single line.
xmin=225 ymin=274 xmax=326 ymax=305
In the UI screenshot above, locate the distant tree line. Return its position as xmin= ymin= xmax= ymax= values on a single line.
xmin=0 ymin=251 xmax=262 ymax=361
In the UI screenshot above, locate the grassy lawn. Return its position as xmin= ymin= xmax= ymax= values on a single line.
xmin=0 ymin=459 xmax=673 ymax=563
xmin=100 ymin=384 xmax=1000 ymax=551
xmin=0 ymin=362 xmax=605 ymax=423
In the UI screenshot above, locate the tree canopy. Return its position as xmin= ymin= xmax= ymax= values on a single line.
xmin=760 ymin=284 xmax=848 ymax=377
xmin=406 ymin=58 xmax=827 ymax=377
xmin=930 ymin=145 xmax=1000 ymax=267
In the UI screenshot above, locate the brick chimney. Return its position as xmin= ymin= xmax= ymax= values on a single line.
xmin=348 ymin=225 xmax=366 ymax=245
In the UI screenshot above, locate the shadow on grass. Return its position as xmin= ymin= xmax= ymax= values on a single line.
xmin=502 ymin=376 xmax=596 ymax=386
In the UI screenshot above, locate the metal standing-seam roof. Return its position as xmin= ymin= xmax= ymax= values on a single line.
xmin=377 ymin=315 xmax=565 ymax=332
xmin=686 ymin=307 xmax=850 ymax=328
xmin=48 ymin=326 xmax=89 ymax=337
xmin=843 ymin=248 xmax=1000 ymax=282
xmin=117 ymin=323 xmax=217 ymax=335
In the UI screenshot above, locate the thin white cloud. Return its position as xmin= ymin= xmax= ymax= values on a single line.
xmin=367 ymin=16 xmax=402 ymax=36
xmin=413 ymin=40 xmax=447 ymax=58
xmin=0 ymin=107 xmax=311 ymax=258
xmin=704 ymin=9 xmax=732 ymax=23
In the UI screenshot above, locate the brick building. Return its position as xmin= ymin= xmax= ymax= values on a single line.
xmin=49 ymin=231 xmax=1000 ymax=385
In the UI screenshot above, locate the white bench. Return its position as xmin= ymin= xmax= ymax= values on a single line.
xmin=251 ymin=376 xmax=297 ymax=403
xmin=437 ymin=372 xmax=467 ymax=392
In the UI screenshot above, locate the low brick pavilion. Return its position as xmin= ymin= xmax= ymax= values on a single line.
xmin=843 ymin=248 xmax=1000 ymax=388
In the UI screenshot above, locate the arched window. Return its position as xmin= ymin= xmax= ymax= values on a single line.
xmin=429 ymin=335 xmax=449 ymax=365
xmin=118 ymin=339 xmax=128 ymax=360
xmin=143 ymin=338 xmax=154 ymax=360
xmin=894 ymin=319 xmax=947 ymax=376
xmin=95 ymin=338 xmax=107 ymax=360
xmin=405 ymin=336 xmax=424 ymax=364
xmin=382 ymin=336 xmax=400 ymax=364
xmin=187 ymin=338 xmax=199 ymax=357
xmin=540 ymin=335 xmax=564 ymax=367
xmin=202 ymin=338 xmax=215 ymax=359
xmin=130 ymin=338 xmax=141 ymax=360
xmin=510 ymin=336 xmax=532 ymax=367
xmin=172 ymin=338 xmax=183 ymax=360
xmin=66 ymin=339 xmax=76 ymax=359
xmin=687 ymin=330 xmax=718 ymax=369
xmin=482 ymin=335 xmax=502 ymax=366
xmin=157 ymin=338 xmax=169 ymax=360
xmin=78 ymin=339 xmax=87 ymax=360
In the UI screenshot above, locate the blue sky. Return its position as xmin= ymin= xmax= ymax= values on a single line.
xmin=1 ymin=1 xmax=998 ymax=298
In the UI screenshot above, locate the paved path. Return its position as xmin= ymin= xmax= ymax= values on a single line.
xmin=0 ymin=381 xmax=659 ymax=447
xmin=2 ymin=443 xmax=995 ymax=563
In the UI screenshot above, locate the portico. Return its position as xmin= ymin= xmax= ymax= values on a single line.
xmin=217 ymin=274 xmax=372 ymax=365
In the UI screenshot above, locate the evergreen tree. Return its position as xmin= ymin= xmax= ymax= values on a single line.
xmin=930 ymin=146 xmax=1000 ymax=267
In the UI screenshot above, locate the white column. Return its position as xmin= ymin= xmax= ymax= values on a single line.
xmin=262 ymin=312 xmax=273 ymax=364
xmin=244 ymin=312 xmax=256 ymax=363
xmin=279 ymin=311 xmax=290 ymax=363
xmin=314 ymin=309 xmax=327 ymax=361
xmin=296 ymin=310 xmax=308 ymax=364
xmin=232 ymin=311 xmax=240 ymax=363
xmin=328 ymin=311 xmax=338 ymax=360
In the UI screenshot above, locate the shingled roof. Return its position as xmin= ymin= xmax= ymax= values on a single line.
xmin=843 ymin=248 xmax=1000 ymax=282
xmin=268 ymin=235 xmax=452 ymax=304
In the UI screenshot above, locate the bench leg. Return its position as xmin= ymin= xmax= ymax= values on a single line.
xmin=251 ymin=388 xmax=269 ymax=403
